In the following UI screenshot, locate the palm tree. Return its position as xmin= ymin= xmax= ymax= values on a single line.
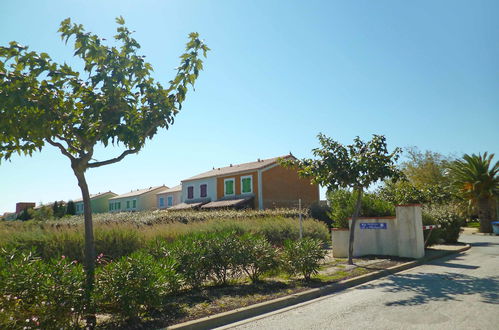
xmin=448 ymin=153 xmax=498 ymax=233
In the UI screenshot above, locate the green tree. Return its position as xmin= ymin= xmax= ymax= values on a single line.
xmin=282 ymin=134 xmax=401 ymax=264
xmin=16 ymin=207 xmax=32 ymax=221
xmin=378 ymin=147 xmax=455 ymax=205
xmin=447 ymin=153 xmax=498 ymax=233
xmin=66 ymin=200 xmax=76 ymax=215
xmin=0 ymin=17 xmax=208 ymax=326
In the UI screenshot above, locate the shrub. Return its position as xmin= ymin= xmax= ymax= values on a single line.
xmin=0 ymin=249 xmax=85 ymax=329
xmin=422 ymin=212 xmax=442 ymax=246
xmin=239 ymin=234 xmax=279 ymax=283
xmin=203 ymin=231 xmax=244 ymax=285
xmin=423 ymin=204 xmax=464 ymax=244
xmin=308 ymin=202 xmax=332 ymax=228
xmin=165 ymin=234 xmax=210 ymax=289
xmin=328 ymin=189 xmax=395 ymax=228
xmin=282 ymin=238 xmax=327 ymax=281
xmin=95 ymin=251 xmax=180 ymax=322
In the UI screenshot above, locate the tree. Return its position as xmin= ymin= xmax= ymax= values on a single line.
xmin=16 ymin=207 xmax=32 ymax=221
xmin=447 ymin=153 xmax=498 ymax=233
xmin=52 ymin=200 xmax=66 ymax=218
xmin=0 ymin=17 xmax=208 ymax=327
xmin=282 ymin=134 xmax=401 ymax=264
xmin=66 ymin=200 xmax=76 ymax=215
xmin=377 ymin=147 xmax=456 ymax=205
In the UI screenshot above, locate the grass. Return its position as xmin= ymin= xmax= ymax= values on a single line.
xmin=466 ymin=221 xmax=480 ymax=228
xmin=0 ymin=209 xmax=330 ymax=261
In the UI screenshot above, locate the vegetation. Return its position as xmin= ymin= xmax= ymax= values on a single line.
xmin=282 ymin=238 xmax=327 ymax=281
xmin=327 ymin=189 xmax=394 ymax=228
xmin=0 ymin=227 xmax=329 ymax=327
xmin=447 ymin=153 xmax=498 ymax=233
xmin=0 ymin=211 xmax=329 ymax=262
xmin=0 ymin=16 xmax=208 ymax=326
xmin=282 ymin=134 xmax=401 ymax=264
xmin=422 ymin=204 xmax=465 ymax=244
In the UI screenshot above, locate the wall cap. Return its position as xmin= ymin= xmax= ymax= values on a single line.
xmin=396 ymin=204 xmax=422 ymax=207
xmin=347 ymin=216 xmax=396 ymax=220
xmin=332 ymin=228 xmax=349 ymax=231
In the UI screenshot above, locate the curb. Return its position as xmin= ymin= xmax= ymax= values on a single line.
xmin=167 ymin=244 xmax=471 ymax=330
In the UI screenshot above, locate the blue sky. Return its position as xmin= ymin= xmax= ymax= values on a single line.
xmin=1 ymin=0 xmax=498 ymax=213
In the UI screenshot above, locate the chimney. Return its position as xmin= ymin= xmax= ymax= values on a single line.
xmin=230 ymin=164 xmax=233 ymax=167
xmin=257 ymin=158 xmax=261 ymax=162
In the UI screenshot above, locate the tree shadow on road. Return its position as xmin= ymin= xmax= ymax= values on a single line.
xmin=357 ymin=256 xmax=499 ymax=306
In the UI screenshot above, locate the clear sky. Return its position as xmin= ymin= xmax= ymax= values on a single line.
xmin=1 ymin=0 xmax=498 ymax=214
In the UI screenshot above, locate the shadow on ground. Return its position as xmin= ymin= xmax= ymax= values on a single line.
xmin=358 ymin=255 xmax=499 ymax=307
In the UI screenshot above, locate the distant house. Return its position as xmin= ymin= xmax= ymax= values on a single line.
xmin=178 ymin=155 xmax=319 ymax=210
xmin=73 ymin=191 xmax=117 ymax=215
xmin=15 ymin=202 xmax=35 ymax=214
xmin=156 ymin=185 xmax=182 ymax=209
xmin=108 ymin=186 xmax=166 ymax=212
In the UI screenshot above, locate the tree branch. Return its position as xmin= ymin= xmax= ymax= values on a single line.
xmin=46 ymin=138 xmax=76 ymax=161
xmin=55 ymin=134 xmax=84 ymax=155
xmin=87 ymin=148 xmax=138 ymax=168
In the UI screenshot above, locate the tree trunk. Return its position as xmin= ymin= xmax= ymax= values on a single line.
xmin=348 ymin=189 xmax=363 ymax=265
xmin=477 ymin=197 xmax=492 ymax=233
xmin=73 ymin=168 xmax=96 ymax=328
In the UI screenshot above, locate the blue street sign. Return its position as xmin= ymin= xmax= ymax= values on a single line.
xmin=360 ymin=222 xmax=387 ymax=230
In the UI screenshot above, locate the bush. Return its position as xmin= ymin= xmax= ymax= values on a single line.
xmin=203 ymin=231 xmax=244 ymax=285
xmin=239 ymin=234 xmax=279 ymax=283
xmin=164 ymin=234 xmax=210 ymax=289
xmin=328 ymin=190 xmax=395 ymax=228
xmin=308 ymin=202 xmax=332 ymax=228
xmin=282 ymin=238 xmax=327 ymax=281
xmin=423 ymin=204 xmax=464 ymax=244
xmin=95 ymin=251 xmax=180 ymax=322
xmin=0 ymin=249 xmax=85 ymax=329
xmin=422 ymin=212 xmax=441 ymax=246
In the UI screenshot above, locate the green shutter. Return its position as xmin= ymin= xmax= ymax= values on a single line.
xmin=225 ymin=180 xmax=234 ymax=195
xmin=126 ymin=201 xmax=130 ymax=209
xmin=132 ymin=200 xmax=136 ymax=208
xmin=242 ymin=177 xmax=251 ymax=193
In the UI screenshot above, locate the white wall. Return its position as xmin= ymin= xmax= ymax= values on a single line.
xmin=181 ymin=177 xmax=217 ymax=202
xmin=335 ymin=205 xmax=425 ymax=259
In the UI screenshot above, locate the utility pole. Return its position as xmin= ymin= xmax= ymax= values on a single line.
xmin=299 ymin=198 xmax=303 ymax=239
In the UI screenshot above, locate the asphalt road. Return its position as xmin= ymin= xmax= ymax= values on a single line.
xmin=221 ymin=234 xmax=499 ymax=330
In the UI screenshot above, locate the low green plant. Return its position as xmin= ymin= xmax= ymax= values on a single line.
xmin=328 ymin=189 xmax=395 ymax=228
xmin=282 ymin=238 xmax=327 ymax=281
xmin=0 ymin=248 xmax=85 ymax=329
xmin=94 ymin=250 xmax=180 ymax=323
xmin=239 ymin=234 xmax=279 ymax=283
xmin=203 ymin=231 xmax=244 ymax=285
xmin=423 ymin=204 xmax=464 ymax=244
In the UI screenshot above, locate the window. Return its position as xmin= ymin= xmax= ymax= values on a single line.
xmin=224 ymin=178 xmax=235 ymax=196
xmin=132 ymin=200 xmax=136 ymax=209
xmin=167 ymin=196 xmax=173 ymax=207
xmin=200 ymin=184 xmax=207 ymax=198
xmin=116 ymin=202 xmax=121 ymax=210
xmin=109 ymin=203 xmax=114 ymax=211
xmin=241 ymin=175 xmax=252 ymax=194
xmin=187 ymin=186 xmax=194 ymax=199
xmin=159 ymin=197 xmax=164 ymax=207
xmin=126 ymin=201 xmax=130 ymax=209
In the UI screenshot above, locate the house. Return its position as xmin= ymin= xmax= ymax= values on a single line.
xmin=16 ymin=202 xmax=36 ymax=213
xmin=179 ymin=155 xmax=319 ymax=210
xmin=156 ymin=185 xmax=182 ymax=209
xmin=73 ymin=191 xmax=117 ymax=215
xmin=108 ymin=186 xmax=166 ymax=212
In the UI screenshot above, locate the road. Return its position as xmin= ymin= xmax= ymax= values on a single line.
xmin=221 ymin=234 xmax=499 ymax=330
